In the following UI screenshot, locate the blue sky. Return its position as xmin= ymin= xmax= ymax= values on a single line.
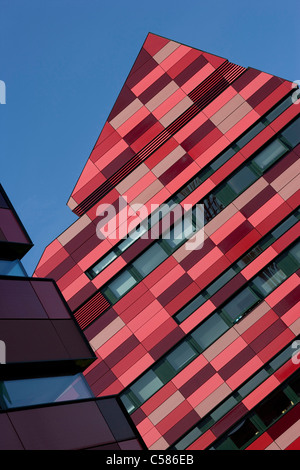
xmin=0 ymin=0 xmax=298 ymax=275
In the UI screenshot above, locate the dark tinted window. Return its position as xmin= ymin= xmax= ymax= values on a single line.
xmin=228 ymin=418 xmax=260 ymax=449
xmin=256 ymin=389 xmax=293 ymax=427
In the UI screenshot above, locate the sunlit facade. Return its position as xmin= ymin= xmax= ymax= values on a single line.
xmin=34 ymin=34 xmax=300 ymax=450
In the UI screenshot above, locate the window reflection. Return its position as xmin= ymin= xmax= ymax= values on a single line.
xmin=0 ymin=374 xmax=93 ymax=410
xmin=252 ymin=139 xmax=287 ymax=172
xmin=0 ymin=259 xmax=27 ymax=277
xmin=86 ymin=98 xmax=295 ymax=283
xmin=252 ymin=261 xmax=287 ymax=296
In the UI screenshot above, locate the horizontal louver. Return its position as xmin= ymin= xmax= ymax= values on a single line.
xmin=73 ymin=291 xmax=110 ymax=329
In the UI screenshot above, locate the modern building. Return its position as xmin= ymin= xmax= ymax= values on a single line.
xmin=34 ymin=33 xmax=300 ymax=450
xmin=0 ymin=183 xmax=144 ymax=450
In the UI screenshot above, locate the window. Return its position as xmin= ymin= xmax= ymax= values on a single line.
xmin=176 ymin=176 xmax=203 ymax=202
xmin=212 ymin=183 xmax=236 ymax=207
xmin=227 ymin=165 xmax=257 ymax=195
xmin=227 ymin=418 xmax=260 ymax=449
xmin=153 ymin=360 xmax=174 ymax=384
xmin=120 ymin=393 xmax=136 ymax=414
xmin=118 ymin=223 xmax=148 ymax=252
xmin=255 ymin=389 xmax=294 ymax=427
xmin=174 ymin=294 xmax=207 ymax=323
xmin=132 ymin=243 xmax=168 ymax=277
xmin=280 ymin=116 xmax=300 ymax=148
xmin=164 ymin=216 xmax=196 ymax=250
xmin=236 ymin=245 xmax=264 ymax=270
xmin=166 ymin=342 xmax=197 ymax=372
xmin=210 ymin=147 xmax=236 ymax=172
xmin=264 ymin=94 xmax=293 ymax=123
xmin=289 ymin=242 xmax=300 ymax=263
xmin=221 ymin=287 xmax=260 ymax=322
xmin=198 ymin=165 xmax=214 ymax=181
xmin=237 ymin=369 xmax=269 ymax=398
xmin=0 ymin=374 xmax=93 ymax=410
xmin=289 ymin=374 xmax=300 ymax=398
xmin=87 ymin=251 xmax=117 ymax=279
xmin=203 ymin=193 xmax=224 ymax=221
xmin=235 ymin=121 xmax=266 ymax=149
xmin=105 ymin=270 xmax=137 ymax=300
xmin=251 ymin=261 xmax=287 ymax=296
xmin=191 ymin=314 xmax=229 ymax=351
xmin=174 ymin=428 xmax=203 ymax=450
xmin=130 ymin=370 xmax=163 ymax=403
xmin=252 ymin=139 xmax=287 ymax=172
xmin=206 ymin=268 xmax=237 ymax=297
xmin=271 ymin=212 xmax=300 ymax=241
xmin=269 ymin=345 xmax=296 ymax=371
xmin=210 ymin=396 xmax=239 ymax=422
xmin=0 ymin=259 xmax=27 ymax=277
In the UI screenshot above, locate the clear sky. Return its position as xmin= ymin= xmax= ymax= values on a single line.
xmin=0 ymin=0 xmax=299 ymax=275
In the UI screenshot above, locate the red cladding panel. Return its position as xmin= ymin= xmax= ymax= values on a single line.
xmin=32 ymin=34 xmax=300 ymax=450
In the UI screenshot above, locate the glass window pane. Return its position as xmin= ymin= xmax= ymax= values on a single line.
xmin=203 ymin=193 xmax=225 ymax=221
xmin=118 ymin=223 xmax=148 ymax=252
xmin=269 ymin=346 xmax=295 ymax=371
xmin=289 ymin=374 xmax=300 ymax=398
xmin=0 ymin=374 xmax=93 ymax=410
xmin=236 ymin=122 xmax=266 ymax=149
xmin=237 ymin=369 xmax=269 ymax=398
xmin=211 ymin=437 xmax=236 ymax=450
xmin=164 ymin=217 xmax=195 ymax=250
xmin=132 ymin=243 xmax=168 ymax=277
xmin=174 ymin=427 xmax=202 ymax=450
xmin=252 ymin=262 xmax=287 ymax=296
xmin=212 ymin=185 xmax=235 ymax=207
xmin=264 ymin=94 xmax=293 ymax=123
xmin=120 ymin=393 xmax=136 ymax=414
xmin=130 ymin=370 xmax=163 ymax=403
xmin=108 ymin=270 xmax=137 ymax=299
xmin=153 ymin=360 xmax=174 ymax=384
xmin=0 ymin=260 xmax=27 ymax=277
xmin=191 ymin=314 xmax=229 ymax=350
xmin=176 ymin=176 xmax=203 ymax=201
xmin=236 ymin=245 xmax=264 ymax=270
xmin=227 ymin=166 xmax=257 ymax=195
xmin=222 ymin=288 xmax=260 ymax=322
xmin=206 ymin=268 xmax=237 ymax=297
xmin=281 ymin=116 xmax=300 ymax=148
xmin=271 ymin=214 xmax=298 ymax=240
xmin=252 ymin=139 xmax=287 ymax=172
xmin=210 ymin=396 xmax=239 ymax=422
xmin=256 ymin=389 xmax=293 ymax=427
xmin=166 ymin=342 xmax=197 ymax=372
xmin=175 ymin=294 xmax=206 ymax=323
xmin=227 ymin=418 xmax=260 ymax=449
xmin=89 ymin=251 xmax=117 ymax=277
xmin=210 ymin=147 xmax=236 ymax=171
xmin=199 ymin=166 xmax=214 ymax=181
xmin=289 ymin=241 xmax=300 ymax=263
